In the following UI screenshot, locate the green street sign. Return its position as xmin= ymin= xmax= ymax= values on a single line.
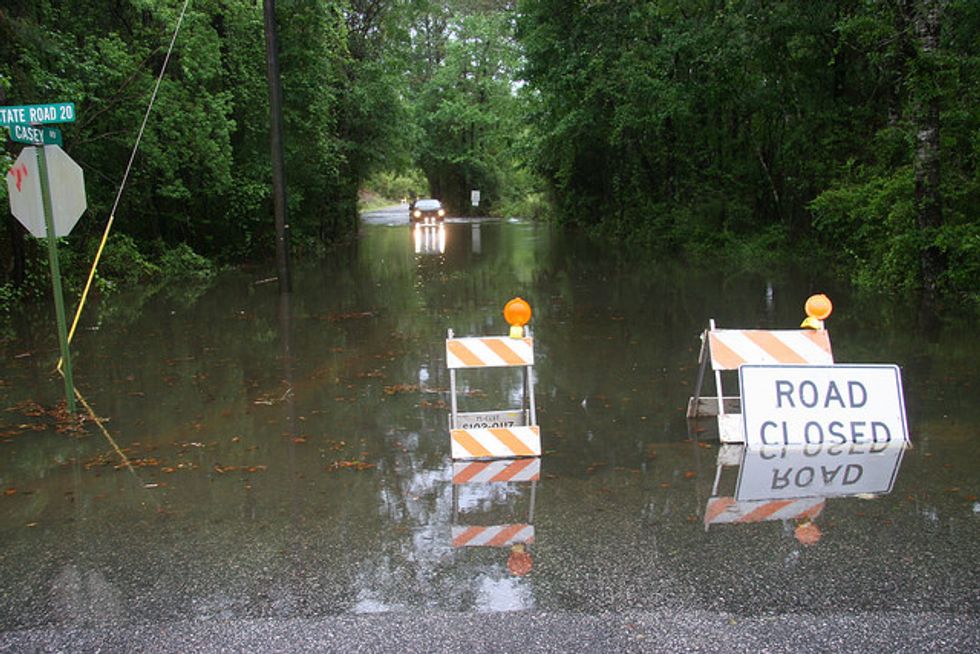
xmin=0 ymin=102 xmax=76 ymax=126
xmin=8 ymin=124 xmax=62 ymax=146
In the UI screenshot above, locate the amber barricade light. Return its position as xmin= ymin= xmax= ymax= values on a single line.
xmin=801 ymin=293 xmax=833 ymax=329
xmin=504 ymin=297 xmax=532 ymax=339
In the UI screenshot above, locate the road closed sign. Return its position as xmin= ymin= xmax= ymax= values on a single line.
xmin=739 ymin=364 xmax=909 ymax=448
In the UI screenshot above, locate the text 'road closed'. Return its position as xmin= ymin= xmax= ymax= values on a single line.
xmin=739 ymin=364 xmax=909 ymax=449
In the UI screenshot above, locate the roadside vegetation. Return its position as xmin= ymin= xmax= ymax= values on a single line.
xmin=1 ymin=1 xmax=977 ymax=314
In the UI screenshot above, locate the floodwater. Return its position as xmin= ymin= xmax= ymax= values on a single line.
xmin=0 ymin=210 xmax=977 ymax=634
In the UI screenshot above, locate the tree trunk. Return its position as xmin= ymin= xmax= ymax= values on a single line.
xmin=912 ymin=0 xmax=946 ymax=301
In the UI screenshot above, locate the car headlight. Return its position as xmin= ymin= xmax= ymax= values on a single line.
xmin=413 ymin=210 xmax=421 ymax=218
xmin=438 ymin=209 xmax=445 ymax=217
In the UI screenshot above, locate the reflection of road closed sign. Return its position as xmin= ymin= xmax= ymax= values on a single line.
xmin=736 ymin=443 xmax=906 ymax=501
xmin=739 ymin=364 xmax=909 ymax=448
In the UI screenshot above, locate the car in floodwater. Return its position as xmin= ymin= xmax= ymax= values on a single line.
xmin=410 ymin=198 xmax=446 ymax=225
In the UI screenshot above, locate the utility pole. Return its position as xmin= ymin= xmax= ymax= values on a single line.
xmin=263 ymin=0 xmax=291 ymax=293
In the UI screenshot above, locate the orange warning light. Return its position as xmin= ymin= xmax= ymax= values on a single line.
xmin=507 ymin=543 xmax=533 ymax=576
xmin=504 ymin=297 xmax=532 ymax=339
xmin=805 ymin=294 xmax=833 ymax=320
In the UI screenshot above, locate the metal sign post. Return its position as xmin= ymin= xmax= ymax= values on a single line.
xmin=36 ymin=145 xmax=76 ymax=412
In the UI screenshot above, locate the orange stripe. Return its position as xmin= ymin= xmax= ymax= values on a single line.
xmin=453 ymin=462 xmax=488 ymax=483
xmin=799 ymin=501 xmax=825 ymax=520
xmin=736 ymin=500 xmax=794 ymax=523
xmin=487 ymin=523 xmax=527 ymax=547
xmin=447 ymin=340 xmax=484 ymax=367
xmin=803 ymin=330 xmax=833 ymax=359
xmin=452 ymin=430 xmax=493 ymax=457
xmin=493 ymin=457 xmax=538 ymax=482
xmin=489 ymin=427 xmax=537 ymax=456
xmin=453 ymin=526 xmax=484 ymax=547
xmin=481 ymin=338 xmax=527 ymax=365
xmin=709 ymin=334 xmax=745 ymax=370
xmin=744 ymin=331 xmax=807 ymax=364
xmin=705 ymin=497 xmax=736 ymax=524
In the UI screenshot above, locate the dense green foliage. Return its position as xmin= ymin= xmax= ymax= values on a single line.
xmin=1 ymin=0 xmax=407 ymax=303
xmin=517 ymin=0 xmax=979 ymax=303
xmin=1 ymin=0 xmax=977 ymax=309
xmin=400 ymin=1 xmax=530 ymax=216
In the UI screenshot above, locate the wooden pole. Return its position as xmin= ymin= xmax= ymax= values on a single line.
xmin=263 ymin=0 xmax=292 ymax=293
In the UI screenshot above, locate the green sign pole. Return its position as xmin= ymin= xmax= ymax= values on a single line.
xmin=35 ymin=145 xmax=76 ymax=413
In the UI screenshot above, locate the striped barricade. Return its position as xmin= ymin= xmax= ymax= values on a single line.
xmin=452 ymin=523 xmax=535 ymax=548
xmin=450 ymin=426 xmax=541 ymax=460
xmin=453 ymin=458 xmax=541 ymax=484
xmin=446 ymin=336 xmax=534 ymax=368
xmin=704 ymin=496 xmax=825 ymax=528
xmin=446 ymin=328 xmax=540 ymax=461
xmin=687 ymin=320 xmax=834 ymax=443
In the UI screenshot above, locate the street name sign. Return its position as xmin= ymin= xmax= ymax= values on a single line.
xmin=8 ymin=124 xmax=62 ymax=146
xmin=0 ymin=102 xmax=76 ymax=126
xmin=735 ymin=442 xmax=906 ymax=501
xmin=739 ymin=364 xmax=909 ymax=449
xmin=7 ymin=146 xmax=87 ymax=237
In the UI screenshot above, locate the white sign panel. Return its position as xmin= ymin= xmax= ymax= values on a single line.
xmin=740 ymin=364 xmax=909 ymax=448
xmin=735 ymin=442 xmax=906 ymax=501
xmin=455 ymin=410 xmax=525 ymax=430
xmin=471 ymin=189 xmax=480 ymax=206
xmin=7 ymin=145 xmax=87 ymax=237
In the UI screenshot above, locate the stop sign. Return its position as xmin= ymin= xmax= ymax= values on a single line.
xmin=6 ymin=145 xmax=86 ymax=237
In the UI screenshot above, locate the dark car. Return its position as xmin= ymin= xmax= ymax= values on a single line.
xmin=410 ymin=198 xmax=446 ymax=224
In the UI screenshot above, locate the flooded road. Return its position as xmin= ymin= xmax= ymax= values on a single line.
xmin=1 ymin=209 xmax=978 ymax=649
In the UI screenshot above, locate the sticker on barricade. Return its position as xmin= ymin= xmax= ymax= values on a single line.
xmin=452 ymin=523 xmax=535 ymax=548
xmin=446 ymin=336 xmax=534 ymax=368
xmin=452 ymin=458 xmax=541 ymax=484
xmin=450 ymin=426 xmax=541 ymax=459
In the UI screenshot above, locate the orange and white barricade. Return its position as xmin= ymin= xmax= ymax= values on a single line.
xmin=446 ymin=329 xmax=540 ymax=459
xmin=451 ymin=458 xmax=539 ymax=549
xmin=704 ymin=496 xmax=825 ymax=528
xmin=687 ymin=319 xmax=834 ymax=443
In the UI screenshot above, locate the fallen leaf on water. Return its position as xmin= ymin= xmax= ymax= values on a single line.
xmin=326 ymin=460 xmax=376 ymax=472
xmin=683 ymin=471 xmax=697 ymax=479
xmin=659 ymin=482 xmax=671 ymax=489
xmin=292 ymin=436 xmax=308 ymax=444
xmin=384 ymin=384 xmax=418 ymax=395
xmin=4 ymin=488 xmax=17 ymax=496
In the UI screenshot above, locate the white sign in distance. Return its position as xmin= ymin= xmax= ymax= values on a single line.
xmin=739 ymin=364 xmax=909 ymax=449
xmin=735 ymin=442 xmax=906 ymax=501
xmin=471 ymin=189 xmax=480 ymax=207
xmin=6 ymin=145 xmax=86 ymax=238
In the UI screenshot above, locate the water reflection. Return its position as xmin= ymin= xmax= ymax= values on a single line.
xmin=450 ymin=457 xmax=539 ymax=610
xmin=413 ymin=223 xmax=446 ymax=255
xmin=705 ymin=442 xmax=907 ymax=535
